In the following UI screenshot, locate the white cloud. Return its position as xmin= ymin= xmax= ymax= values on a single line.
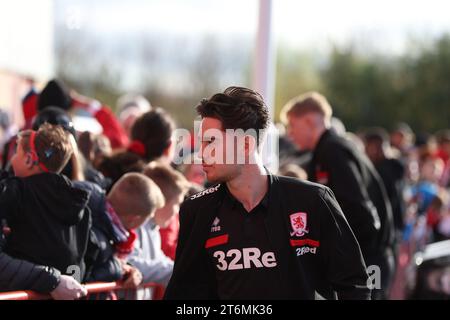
xmin=58 ymin=0 xmax=258 ymax=36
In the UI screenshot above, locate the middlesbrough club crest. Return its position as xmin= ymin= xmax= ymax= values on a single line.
xmin=290 ymin=212 xmax=309 ymax=237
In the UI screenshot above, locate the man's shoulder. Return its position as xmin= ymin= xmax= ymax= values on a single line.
xmin=276 ymin=175 xmax=329 ymax=197
xmin=73 ymin=180 xmax=103 ymax=193
xmin=318 ymin=132 xmax=349 ymax=154
xmin=316 ymin=134 xmax=360 ymax=168
xmin=274 ymin=176 xmax=340 ymax=220
xmin=73 ymin=180 xmax=105 ymax=205
xmin=177 ymin=184 xmax=223 ymax=228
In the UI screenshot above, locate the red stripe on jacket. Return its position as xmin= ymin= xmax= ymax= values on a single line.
xmin=205 ymin=234 xmax=229 ymax=249
xmin=290 ymin=239 xmax=320 ymax=247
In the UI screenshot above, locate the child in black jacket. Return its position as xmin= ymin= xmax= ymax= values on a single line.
xmin=0 ymin=124 xmax=90 ymax=299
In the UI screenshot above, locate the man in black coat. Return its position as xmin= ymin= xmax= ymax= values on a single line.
xmin=363 ymin=128 xmax=406 ymax=236
xmin=164 ymin=87 xmax=370 ymax=300
xmin=281 ymin=92 xmax=395 ymax=299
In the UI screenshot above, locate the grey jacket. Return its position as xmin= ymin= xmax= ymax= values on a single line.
xmin=127 ymin=219 xmax=173 ymax=299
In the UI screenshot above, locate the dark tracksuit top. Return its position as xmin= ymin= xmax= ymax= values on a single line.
xmin=0 ymin=178 xmax=121 ymax=293
xmin=310 ymin=129 xmax=395 ymax=261
xmin=374 ymin=158 xmax=406 ymax=232
xmin=0 ymin=173 xmax=91 ymax=292
xmin=164 ymin=173 xmax=371 ymax=300
xmin=74 ymin=181 xmax=123 ymax=283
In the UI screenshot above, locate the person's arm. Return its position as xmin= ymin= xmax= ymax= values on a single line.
xmin=84 ymin=228 xmax=124 ymax=282
xmin=318 ymin=187 xmax=372 ymax=300
xmin=0 ymin=182 xmax=87 ymax=299
xmin=71 ymin=92 xmax=129 ymax=149
xmin=120 ymin=262 xmax=143 ymax=289
xmin=0 ymin=231 xmax=87 ymax=300
xmin=85 ymin=255 xmax=124 ymax=283
xmin=127 ymin=248 xmax=173 ymax=286
xmin=0 ymin=250 xmax=60 ymax=293
xmin=126 ymin=225 xmax=173 ymax=286
xmin=92 ymin=106 xmax=130 ymax=149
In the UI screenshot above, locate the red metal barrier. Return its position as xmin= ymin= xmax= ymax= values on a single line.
xmin=0 ymin=281 xmax=165 ymax=301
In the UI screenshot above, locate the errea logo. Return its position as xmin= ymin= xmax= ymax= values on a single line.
xmin=190 ymin=184 xmax=221 ymax=200
xmin=211 ymin=217 xmax=221 ymax=232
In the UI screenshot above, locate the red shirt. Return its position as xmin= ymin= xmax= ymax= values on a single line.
xmin=159 ymin=215 xmax=179 ymax=260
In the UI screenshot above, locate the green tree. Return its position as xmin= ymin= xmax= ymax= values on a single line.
xmin=274 ymin=45 xmax=323 ymax=122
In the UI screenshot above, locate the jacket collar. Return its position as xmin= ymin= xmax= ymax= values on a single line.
xmin=222 ymin=173 xmax=271 ymax=212
xmin=312 ymin=129 xmax=333 ymax=160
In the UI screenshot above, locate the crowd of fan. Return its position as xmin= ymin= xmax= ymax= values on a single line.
xmin=0 ymin=78 xmax=448 ymax=299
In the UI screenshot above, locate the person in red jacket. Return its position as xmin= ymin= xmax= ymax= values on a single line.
xmin=70 ymin=89 xmax=129 ymax=149
xmin=435 ymin=130 xmax=450 ymax=187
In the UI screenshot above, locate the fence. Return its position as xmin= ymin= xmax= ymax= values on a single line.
xmin=0 ymin=281 xmax=165 ymax=300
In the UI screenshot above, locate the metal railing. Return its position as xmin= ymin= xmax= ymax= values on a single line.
xmin=0 ymin=281 xmax=165 ymax=300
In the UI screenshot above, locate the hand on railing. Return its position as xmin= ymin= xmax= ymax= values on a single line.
xmin=0 ymin=281 xmax=164 ymax=300
xmin=50 ymin=275 xmax=87 ymax=300
xmin=121 ymin=264 xmax=143 ymax=289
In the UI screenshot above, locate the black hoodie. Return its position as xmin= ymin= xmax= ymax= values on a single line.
xmin=0 ymin=173 xmax=91 ymax=280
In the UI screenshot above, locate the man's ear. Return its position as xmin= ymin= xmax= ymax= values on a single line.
xmin=24 ymin=153 xmax=34 ymax=169
xmin=162 ymin=140 xmax=173 ymax=157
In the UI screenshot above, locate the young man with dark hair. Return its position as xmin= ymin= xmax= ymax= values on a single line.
xmin=164 ymin=87 xmax=370 ymax=300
